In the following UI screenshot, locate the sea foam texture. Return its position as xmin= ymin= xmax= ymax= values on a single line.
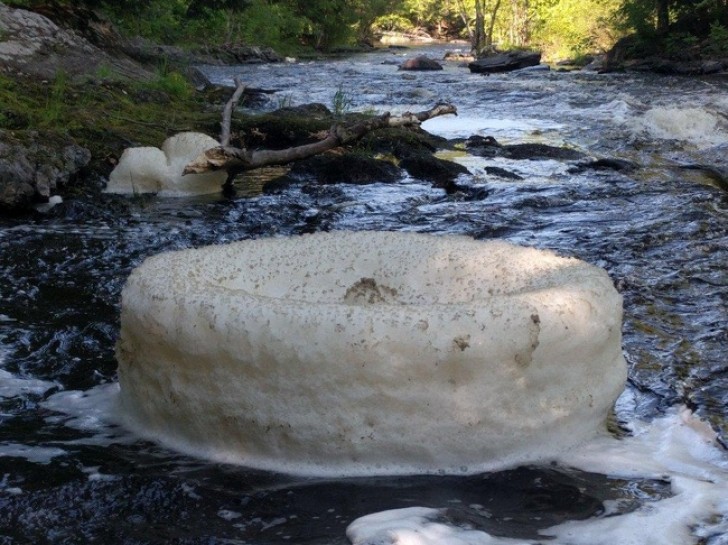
xmin=105 ymin=132 xmax=227 ymax=196
xmin=116 ymin=231 xmax=627 ymax=476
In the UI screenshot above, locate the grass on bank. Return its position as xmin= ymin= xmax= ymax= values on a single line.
xmin=0 ymin=68 xmax=220 ymax=167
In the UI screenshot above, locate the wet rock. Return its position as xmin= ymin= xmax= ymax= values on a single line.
xmin=469 ymin=50 xmax=542 ymax=74
xmin=444 ymin=51 xmax=475 ymax=63
xmin=0 ymin=130 xmax=91 ymax=213
xmin=396 ymin=151 xmax=469 ymax=188
xmin=568 ymin=158 xmax=639 ymax=174
xmin=466 ymin=135 xmax=585 ymax=161
xmin=263 ymin=153 xmax=402 ymax=192
xmin=484 ymin=166 xmax=524 ymax=180
xmin=678 ymin=164 xmax=728 ymax=191
xmin=399 ymin=56 xmax=444 ymax=71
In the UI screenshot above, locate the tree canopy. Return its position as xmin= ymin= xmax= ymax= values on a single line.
xmin=9 ymin=0 xmax=728 ymax=59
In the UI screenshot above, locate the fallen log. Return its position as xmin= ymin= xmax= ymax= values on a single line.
xmin=183 ymin=103 xmax=457 ymax=175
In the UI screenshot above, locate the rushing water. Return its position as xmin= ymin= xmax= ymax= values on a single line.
xmin=1 ymin=45 xmax=727 ymax=544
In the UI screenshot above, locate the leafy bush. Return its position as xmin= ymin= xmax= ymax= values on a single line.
xmin=372 ymin=13 xmax=415 ymax=33
xmin=664 ymin=31 xmax=699 ymax=58
xmin=705 ymin=21 xmax=728 ymax=56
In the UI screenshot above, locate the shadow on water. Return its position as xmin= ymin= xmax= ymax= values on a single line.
xmin=0 ymin=450 xmax=671 ymax=544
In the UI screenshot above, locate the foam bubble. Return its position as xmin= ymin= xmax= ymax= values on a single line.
xmin=346 ymin=408 xmax=728 ymax=545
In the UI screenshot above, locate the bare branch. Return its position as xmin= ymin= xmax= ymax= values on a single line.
xmin=220 ymin=77 xmax=246 ymax=147
xmin=184 ymin=104 xmax=457 ymax=176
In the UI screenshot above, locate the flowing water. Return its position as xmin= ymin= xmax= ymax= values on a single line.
xmin=1 ymin=45 xmax=727 ymax=544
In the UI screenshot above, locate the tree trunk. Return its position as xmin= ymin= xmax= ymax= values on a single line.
xmin=656 ymin=0 xmax=669 ymax=34
xmin=183 ymin=104 xmax=458 ymax=175
xmin=473 ymin=0 xmax=486 ymax=54
xmin=486 ymin=0 xmax=502 ymax=46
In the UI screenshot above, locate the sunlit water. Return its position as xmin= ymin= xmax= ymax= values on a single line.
xmin=1 ymin=45 xmax=726 ymax=543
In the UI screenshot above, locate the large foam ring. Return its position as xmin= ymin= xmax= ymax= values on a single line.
xmin=116 ymin=231 xmax=627 ymax=476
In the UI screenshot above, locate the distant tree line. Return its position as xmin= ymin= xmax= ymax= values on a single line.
xmin=8 ymin=0 xmax=728 ymax=59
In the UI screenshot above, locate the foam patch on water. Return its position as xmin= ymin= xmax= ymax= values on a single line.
xmin=422 ymin=115 xmax=564 ymax=140
xmin=0 ymin=443 xmax=67 ymax=464
xmin=347 ymin=408 xmax=728 ymax=545
xmin=0 ymin=369 xmax=58 ymax=399
xmin=40 ymin=383 xmax=135 ymax=447
xmin=629 ymin=105 xmax=728 ymax=149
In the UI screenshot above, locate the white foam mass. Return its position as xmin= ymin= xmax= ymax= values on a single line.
xmin=105 ymin=132 xmax=228 ymax=196
xmin=116 ymin=231 xmax=626 ymax=476
xmin=346 ymin=408 xmax=728 ymax=545
xmin=631 ymin=106 xmax=728 ymax=148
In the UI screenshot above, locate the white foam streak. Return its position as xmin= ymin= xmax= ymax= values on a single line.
xmin=0 ymin=369 xmax=57 ymax=399
xmin=347 ymin=408 xmax=728 ymax=545
xmin=347 ymin=507 xmax=526 ymax=545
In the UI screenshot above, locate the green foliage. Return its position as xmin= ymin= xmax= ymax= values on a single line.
xmin=331 ymin=84 xmax=353 ymax=117
xmin=664 ymin=31 xmax=699 ymax=57
xmin=237 ymin=0 xmax=305 ymax=52
xmin=372 ymin=13 xmax=415 ymax=33
xmin=531 ymin=0 xmax=622 ymax=60
xmin=706 ymin=21 xmax=728 ymax=55
xmin=39 ymin=71 xmax=69 ymax=128
xmin=276 ymin=94 xmax=294 ymax=109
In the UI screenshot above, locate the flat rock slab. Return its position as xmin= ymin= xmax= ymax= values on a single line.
xmin=469 ymin=51 xmax=542 ymax=74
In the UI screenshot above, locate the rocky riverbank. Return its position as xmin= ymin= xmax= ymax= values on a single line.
xmin=0 ymin=2 xmax=286 ymax=214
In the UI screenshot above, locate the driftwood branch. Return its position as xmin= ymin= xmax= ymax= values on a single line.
xmin=184 ymin=103 xmax=457 ymax=175
xmin=220 ymin=77 xmax=246 ymax=147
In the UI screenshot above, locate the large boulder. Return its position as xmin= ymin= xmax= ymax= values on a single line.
xmin=468 ymin=50 xmax=542 ymax=74
xmin=0 ymin=2 xmax=149 ymax=79
xmin=0 ymin=131 xmax=91 ymax=213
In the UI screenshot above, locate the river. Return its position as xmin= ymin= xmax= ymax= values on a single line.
xmin=0 ymin=45 xmax=727 ymax=544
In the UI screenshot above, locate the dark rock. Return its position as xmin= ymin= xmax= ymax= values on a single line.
xmin=468 ymin=50 xmax=542 ymax=74
xmin=701 ymin=60 xmax=725 ymax=74
xmin=678 ymin=164 xmax=728 ymax=191
xmin=466 ymin=135 xmax=585 ymax=161
xmin=0 ymin=131 xmax=91 ymax=213
xmin=263 ymin=153 xmax=402 ymax=193
xmin=484 ymin=166 xmax=524 ymax=180
xmin=569 ymin=158 xmax=638 ymax=174
xmin=399 ymin=56 xmax=444 ymax=71
xmin=397 ymin=152 xmax=469 ymax=187
xmin=288 ymin=153 xmax=401 ymax=185
xmin=232 ymin=104 xmax=333 ymax=150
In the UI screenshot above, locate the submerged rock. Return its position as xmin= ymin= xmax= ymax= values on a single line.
xmin=399 ymin=56 xmax=444 ymax=71
xmin=263 ymin=153 xmax=402 ymax=192
xmin=397 ymin=152 xmax=470 ymax=188
xmin=568 ymin=158 xmax=639 ymax=174
xmin=466 ymin=135 xmax=585 ymax=161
